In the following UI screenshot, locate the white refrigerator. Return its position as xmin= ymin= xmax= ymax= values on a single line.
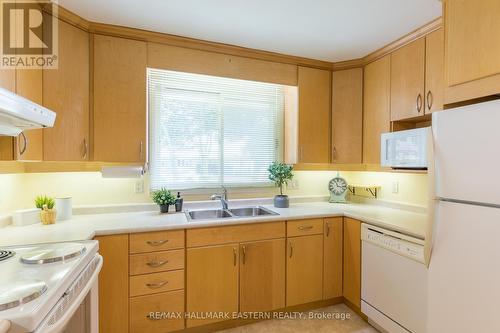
xmin=428 ymin=99 xmax=500 ymax=332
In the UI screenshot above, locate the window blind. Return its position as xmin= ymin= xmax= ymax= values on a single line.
xmin=148 ymin=69 xmax=285 ymax=190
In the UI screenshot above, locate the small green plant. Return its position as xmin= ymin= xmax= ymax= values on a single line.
xmin=268 ymin=162 xmax=294 ymax=195
xmin=35 ymin=195 xmax=55 ymax=210
xmin=151 ymin=188 xmax=176 ymax=206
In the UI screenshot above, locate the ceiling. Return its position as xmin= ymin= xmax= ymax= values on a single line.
xmin=58 ymin=0 xmax=442 ymax=62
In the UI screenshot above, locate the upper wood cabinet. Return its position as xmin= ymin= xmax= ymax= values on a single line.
xmin=0 ymin=69 xmax=15 ymax=160
xmin=331 ymin=68 xmax=363 ymax=164
xmin=297 ymin=66 xmax=331 ymax=163
xmin=239 ymin=239 xmax=285 ymax=312
xmin=390 ymin=38 xmax=426 ymax=121
xmin=286 ymin=234 xmax=323 ymax=306
xmin=186 ymin=244 xmax=239 ymax=328
xmin=363 ymin=56 xmax=391 ymax=164
xmin=444 ymin=0 xmax=500 ymax=103
xmin=323 ymin=218 xmax=343 ymax=299
xmin=425 ymin=28 xmax=444 ymax=113
xmin=43 ymin=20 xmax=89 ymax=161
xmin=93 ymin=35 xmax=147 ymax=162
xmin=343 ymin=218 xmax=361 ymax=309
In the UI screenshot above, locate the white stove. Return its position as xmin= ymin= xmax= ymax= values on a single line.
xmin=0 ymin=241 xmax=102 ymax=333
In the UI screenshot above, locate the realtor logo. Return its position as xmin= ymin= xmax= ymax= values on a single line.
xmin=1 ymin=0 xmax=58 ymax=69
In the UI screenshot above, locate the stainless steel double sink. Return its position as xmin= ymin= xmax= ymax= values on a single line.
xmin=185 ymin=206 xmax=279 ymax=221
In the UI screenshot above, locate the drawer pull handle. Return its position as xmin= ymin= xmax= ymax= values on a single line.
xmin=146 ymin=281 xmax=168 ymax=289
xmin=146 ymin=240 xmax=169 ymax=246
xmin=298 ymin=225 xmax=313 ymax=231
xmin=146 ymin=260 xmax=168 ymax=268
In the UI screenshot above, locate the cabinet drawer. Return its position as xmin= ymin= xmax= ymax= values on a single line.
xmin=287 ymin=219 xmax=323 ymax=237
xmin=130 ymin=249 xmax=184 ymax=275
xmin=130 ymin=290 xmax=184 ymax=333
xmin=130 ymin=270 xmax=184 ymax=297
xmin=130 ymin=230 xmax=184 ymax=254
xmin=187 ymin=222 xmax=285 ymax=247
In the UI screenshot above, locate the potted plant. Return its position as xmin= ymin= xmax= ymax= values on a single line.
xmin=268 ymin=162 xmax=294 ymax=208
xmin=35 ymin=195 xmax=56 ymax=225
xmin=152 ymin=188 xmax=176 ymax=213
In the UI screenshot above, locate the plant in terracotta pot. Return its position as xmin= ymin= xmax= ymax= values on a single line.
xmin=268 ymin=162 xmax=294 ymax=208
xmin=152 ymin=188 xmax=176 ymax=213
xmin=35 ymin=195 xmax=56 ymax=225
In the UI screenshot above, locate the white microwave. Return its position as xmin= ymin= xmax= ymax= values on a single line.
xmin=381 ymin=127 xmax=430 ymax=169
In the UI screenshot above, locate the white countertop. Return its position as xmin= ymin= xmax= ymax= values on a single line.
xmin=0 ymin=202 xmax=427 ymax=247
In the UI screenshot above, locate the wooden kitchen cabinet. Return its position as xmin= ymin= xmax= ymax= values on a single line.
xmin=390 ymin=38 xmax=426 ymax=121
xmin=186 ymin=244 xmax=239 ymax=327
xmin=363 ymin=55 xmax=391 ymax=164
xmin=93 ymin=35 xmax=147 ymax=162
xmin=297 ymin=66 xmax=331 ymax=163
xmin=444 ymin=0 xmax=500 ymax=103
xmin=331 ymin=68 xmax=363 ymax=163
xmin=95 ymin=234 xmax=129 ymax=333
xmin=43 ymin=19 xmax=89 ymax=161
xmin=425 ymin=28 xmax=444 ymax=113
xmin=323 ymin=217 xmax=343 ymax=299
xmin=343 ymin=218 xmax=361 ymax=309
xmin=286 ymin=234 xmax=323 ymax=306
xmin=0 ymin=68 xmax=15 ymax=160
xmin=240 ymin=239 xmax=285 ymax=312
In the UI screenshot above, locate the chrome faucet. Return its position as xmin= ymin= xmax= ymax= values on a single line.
xmin=210 ymin=186 xmax=229 ymax=210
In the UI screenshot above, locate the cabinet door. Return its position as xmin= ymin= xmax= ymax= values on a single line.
xmin=93 ymin=35 xmax=147 ymax=162
xmin=298 ymin=66 xmax=331 ymax=163
xmin=286 ymin=234 xmax=323 ymax=306
xmin=425 ymin=28 xmax=444 ymax=114
xmin=240 ymin=239 xmax=285 ymax=312
xmin=43 ymin=20 xmax=89 ymax=161
xmin=363 ymin=56 xmax=391 ymax=164
xmin=0 ymin=68 xmax=15 ymax=160
xmin=390 ymin=38 xmax=426 ymax=121
xmin=331 ymin=68 xmax=363 ymax=164
xmin=187 ymin=244 xmax=239 ymax=327
xmin=15 ymin=67 xmax=43 ymax=161
xmin=323 ymin=218 xmax=343 ymax=299
xmin=343 ymin=218 xmax=361 ymax=309
xmin=95 ymin=234 xmax=129 ymax=333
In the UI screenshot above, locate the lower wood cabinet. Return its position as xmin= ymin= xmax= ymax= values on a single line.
xmin=186 ymin=244 xmax=239 ymax=328
xmin=343 ymin=218 xmax=361 ymax=309
xmin=286 ymin=234 xmax=323 ymax=306
xmin=323 ymin=218 xmax=343 ymax=299
xmin=129 ymin=290 xmax=184 ymax=333
xmin=239 ymin=239 xmax=286 ymax=312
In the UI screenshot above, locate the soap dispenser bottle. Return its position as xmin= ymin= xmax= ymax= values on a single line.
xmin=175 ymin=192 xmax=183 ymax=212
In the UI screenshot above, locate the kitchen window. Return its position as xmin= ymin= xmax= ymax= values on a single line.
xmin=148 ymin=69 xmax=288 ymax=190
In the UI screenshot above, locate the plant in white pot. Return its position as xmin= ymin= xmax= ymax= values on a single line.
xmin=268 ymin=162 xmax=294 ymax=208
xmin=151 ymin=188 xmax=176 ymax=213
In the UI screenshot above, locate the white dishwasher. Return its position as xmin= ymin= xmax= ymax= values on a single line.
xmin=361 ymin=224 xmax=427 ymax=333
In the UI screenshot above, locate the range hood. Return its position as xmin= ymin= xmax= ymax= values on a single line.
xmin=0 ymin=87 xmax=56 ymax=136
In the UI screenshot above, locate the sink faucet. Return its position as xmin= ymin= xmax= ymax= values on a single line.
xmin=211 ymin=186 xmax=229 ymax=210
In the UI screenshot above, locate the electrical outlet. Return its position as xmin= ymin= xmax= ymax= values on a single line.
xmin=290 ymin=179 xmax=299 ymax=189
xmin=392 ymin=181 xmax=399 ymax=194
xmin=135 ymin=180 xmax=144 ymax=193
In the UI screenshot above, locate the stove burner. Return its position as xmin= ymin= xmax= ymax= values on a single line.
xmin=20 ymin=243 xmax=86 ymax=265
xmin=0 ymin=250 xmax=15 ymax=262
xmin=0 ymin=279 xmax=47 ymax=311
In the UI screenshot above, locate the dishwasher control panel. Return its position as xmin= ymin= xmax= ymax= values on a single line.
xmin=361 ymin=224 xmax=425 ymax=263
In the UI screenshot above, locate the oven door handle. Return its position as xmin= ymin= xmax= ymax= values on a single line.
xmin=35 ymin=255 xmax=103 ymax=333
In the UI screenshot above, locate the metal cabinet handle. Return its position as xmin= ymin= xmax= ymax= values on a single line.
xmin=146 ymin=281 xmax=168 ymax=289
xmin=298 ymin=225 xmax=313 ymax=231
xmin=242 ymin=245 xmax=246 ymax=265
xmin=326 ymin=223 xmax=331 ymax=237
xmin=233 ymin=248 xmax=237 ymax=266
xmin=146 ymin=260 xmax=168 ymax=268
xmin=332 ymin=146 xmax=337 ymax=162
xmin=18 ymin=132 xmax=27 ymax=156
xmin=82 ymin=138 xmax=88 ymax=160
xmin=289 ymin=241 xmax=293 ymax=258
xmin=300 ymin=146 xmax=304 ymax=162
xmin=416 ymin=94 xmax=423 ymax=113
xmin=140 ymin=141 xmax=143 ymax=160
xmin=147 ymin=240 xmax=168 ymax=246
xmin=426 ymin=91 xmax=433 ymax=111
